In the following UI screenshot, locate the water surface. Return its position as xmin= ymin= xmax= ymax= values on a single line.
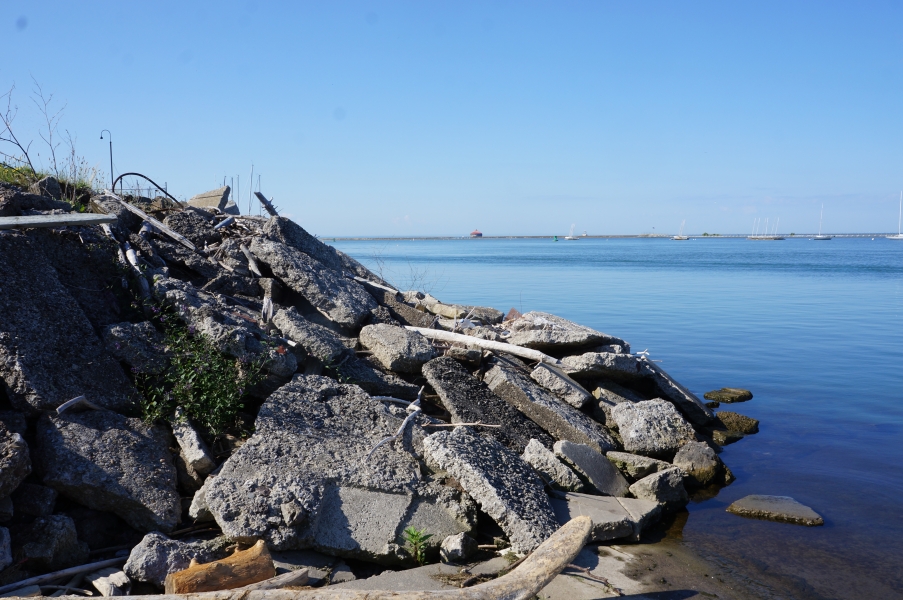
xmin=334 ymin=236 xmax=903 ymax=599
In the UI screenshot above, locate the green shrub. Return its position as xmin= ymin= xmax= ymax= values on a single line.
xmin=136 ymin=308 xmax=266 ymax=436
xmin=402 ymin=526 xmax=433 ymax=566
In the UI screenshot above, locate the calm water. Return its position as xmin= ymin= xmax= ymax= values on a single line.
xmin=334 ymin=236 xmax=903 ymax=599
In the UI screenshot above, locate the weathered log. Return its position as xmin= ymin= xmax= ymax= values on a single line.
xmin=404 ymin=327 xmax=563 ymax=366
xmin=0 ymin=213 xmax=116 ymax=230
xmin=240 ymin=243 xmax=263 ymax=277
xmin=233 ymin=569 xmax=309 ymax=591
xmin=352 ymin=276 xmax=399 ymax=294
xmin=164 ymin=540 xmax=276 ymax=594
xmin=56 ymin=395 xmax=103 ymax=414
xmin=0 ymin=557 xmax=126 ymax=595
xmin=254 ymin=192 xmax=279 ymax=217
xmin=66 ymin=516 xmax=591 ymax=600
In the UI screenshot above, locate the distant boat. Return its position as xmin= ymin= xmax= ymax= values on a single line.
xmin=470 ymin=229 xmax=483 ymax=238
xmin=564 ymin=224 xmax=580 ymax=240
xmin=748 ymin=217 xmax=785 ymax=240
xmin=671 ymin=220 xmax=689 ymax=240
xmin=813 ymin=204 xmax=832 ymax=240
xmin=888 ymin=192 xmax=903 ymax=240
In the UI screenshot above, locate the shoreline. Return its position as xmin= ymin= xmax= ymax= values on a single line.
xmin=324 ymin=233 xmax=890 ymax=241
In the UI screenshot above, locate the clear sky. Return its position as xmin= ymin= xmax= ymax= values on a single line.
xmin=2 ymin=1 xmax=902 ymax=236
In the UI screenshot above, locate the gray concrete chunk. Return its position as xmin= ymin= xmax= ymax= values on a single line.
xmin=249 ymin=237 xmax=376 ymax=328
xmin=611 ymin=399 xmax=697 ymax=458
xmin=36 ymin=410 xmax=181 ymax=533
xmin=170 ymin=408 xmax=216 ymax=475
xmin=187 ymin=186 xmax=231 ymax=211
xmin=529 ymin=364 xmax=593 ymax=408
xmin=423 ymin=357 xmax=553 ymax=453
xmin=605 ymin=451 xmax=671 ymax=482
xmin=553 ymin=441 xmax=630 ymax=497
xmin=562 ymin=352 xmax=650 ymax=381
xmin=521 ymin=439 xmax=584 ymax=492
xmin=484 ymin=359 xmax=616 ymax=453
xmin=360 ymin=324 xmax=436 ymax=373
xmin=549 ymin=493 xmax=633 ymax=542
xmin=726 ymin=495 xmax=824 ymax=526
xmin=672 ymin=441 xmax=726 ymax=487
xmin=124 ymin=532 xmax=218 ymax=588
xmin=0 ymin=424 xmax=30 ymax=498
xmin=103 ymin=321 xmax=169 ymax=375
xmin=272 ymin=307 xmax=347 ymax=364
xmin=629 ymin=467 xmax=688 ymax=510
xmin=505 ymin=312 xmax=628 ymax=352
xmin=423 ymin=426 xmax=558 ymax=554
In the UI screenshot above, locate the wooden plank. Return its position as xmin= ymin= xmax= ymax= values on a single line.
xmin=102 ymin=192 xmax=198 ymax=252
xmin=0 ymin=213 xmax=116 ymax=230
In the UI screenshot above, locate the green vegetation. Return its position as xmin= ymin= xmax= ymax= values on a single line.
xmin=136 ymin=306 xmax=266 ymax=436
xmin=701 ymin=232 xmax=721 ymax=237
xmin=402 ymin=526 xmax=433 ymax=565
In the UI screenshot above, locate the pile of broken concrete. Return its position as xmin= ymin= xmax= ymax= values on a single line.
xmin=0 ymin=181 xmax=759 ymax=595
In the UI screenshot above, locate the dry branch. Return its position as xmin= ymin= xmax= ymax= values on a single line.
xmin=403 ymin=327 xmax=562 ymax=366
xmin=0 ymin=214 xmax=116 ymax=230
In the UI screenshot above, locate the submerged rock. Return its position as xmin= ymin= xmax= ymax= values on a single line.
xmin=716 ymin=411 xmax=760 ymax=434
xmin=704 ymin=387 xmax=753 ymax=403
xmin=423 ymin=426 xmax=558 ymax=554
xmin=611 ymin=399 xmax=697 ymax=458
xmin=672 ymin=441 xmax=730 ymax=487
xmin=726 ymin=495 xmax=823 ymax=526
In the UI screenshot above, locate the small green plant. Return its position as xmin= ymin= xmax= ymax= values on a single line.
xmin=402 ymin=526 xmax=433 ymax=566
xmin=135 ymin=305 xmax=266 ymax=436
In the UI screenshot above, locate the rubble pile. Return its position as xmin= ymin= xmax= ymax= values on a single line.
xmin=0 ymin=180 xmax=760 ymax=595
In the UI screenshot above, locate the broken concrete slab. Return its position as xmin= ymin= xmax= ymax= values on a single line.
xmin=716 ymin=410 xmax=760 ymax=434
xmin=605 ymin=451 xmax=671 ymax=482
xmin=590 ymin=380 xmax=646 ymax=425
xmin=335 ymin=356 xmax=421 ymax=400
xmin=530 ymin=364 xmax=593 ymax=409
xmin=704 ymin=387 xmax=753 ymax=403
xmin=553 ymin=441 xmax=630 ymax=497
xmin=360 ymin=324 xmax=436 ymax=373
xmin=171 ymin=408 xmax=216 ymax=475
xmin=0 ymin=423 xmax=30 ymax=498
xmin=162 ymin=207 xmax=219 ymax=249
xmin=331 ymin=562 xmax=460 ymax=591
xmin=505 ymin=312 xmax=629 ymax=354
xmin=549 ymin=492 xmax=635 ymax=542
xmin=522 ymin=439 xmax=584 ymax=492
xmin=0 ymin=232 xmax=138 ymax=413
xmin=86 ymin=567 xmax=131 ymax=596
xmin=187 ymin=186 xmax=231 ymax=212
xmin=103 ymin=321 xmax=169 ymax=375
xmin=672 ymin=441 xmax=728 ymax=488
xmin=562 ymin=352 xmax=650 ymax=381
xmin=249 ymin=237 xmax=376 ymax=329
xmin=645 ymin=362 xmax=714 ymax=426
xmin=423 ymin=357 xmax=554 ymax=453
xmin=36 ymin=410 xmax=181 ymax=533
xmin=272 ymin=307 xmax=347 ymax=364
xmin=423 ymin=426 xmax=558 ymax=554
xmin=11 ymin=483 xmax=56 ymax=517
xmin=203 ymin=375 xmax=472 ymax=563
xmin=373 ymin=290 xmax=436 ymax=328
xmin=28 ymin=176 xmax=62 ymax=200
xmin=12 ymin=514 xmax=89 ymax=571
xmin=628 ymin=467 xmax=688 ymax=510
xmin=611 ymin=399 xmax=697 ymax=458
xmin=124 ymin=532 xmax=220 ymax=588
xmin=484 ymin=359 xmax=616 ymax=454
xmin=726 ymin=495 xmax=824 ymax=526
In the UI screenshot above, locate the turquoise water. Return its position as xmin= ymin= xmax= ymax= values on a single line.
xmin=334 ymin=236 xmax=903 ymax=599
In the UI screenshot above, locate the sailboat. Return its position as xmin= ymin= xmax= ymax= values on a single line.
xmin=564 ymin=224 xmax=580 ymax=240
xmin=748 ymin=217 xmax=785 ymax=240
xmin=888 ymin=192 xmax=903 ymax=240
xmin=813 ymin=204 xmax=832 ymax=240
xmin=671 ymin=220 xmax=688 ymax=240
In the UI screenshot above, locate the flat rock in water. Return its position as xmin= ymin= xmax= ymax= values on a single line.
xmin=611 ymin=399 xmax=697 ymax=458
xmin=272 ymin=307 xmax=348 ymax=363
xmin=423 ymin=426 xmax=558 ymax=554
xmin=628 ymin=467 xmax=689 ymax=510
xmin=36 ymin=410 xmax=181 ymax=533
xmin=0 ymin=233 xmax=138 ymax=413
xmin=359 ymin=324 xmax=436 ymax=373
xmin=504 ymin=312 xmax=628 ymax=353
xmin=726 ymin=495 xmax=824 ymax=526
xmin=712 ymin=429 xmax=745 ymax=446
xmin=605 ymin=451 xmax=671 ymax=482
xmin=203 ymin=375 xmax=474 ymax=563
xmin=704 ymin=387 xmax=753 ymax=403
xmin=423 ymin=357 xmax=554 ymax=453
xmin=484 ymin=359 xmax=617 ymax=454
xmin=562 ymin=352 xmax=649 ymax=381
xmin=716 ymin=411 xmax=760 ymax=434
xmin=521 ymin=439 xmax=584 ymax=492
xmin=249 ymin=237 xmax=376 ymax=329
xmin=529 ymin=364 xmax=593 ymax=408
xmin=553 ymin=441 xmax=630 ymax=497
xmin=550 ymin=492 xmax=660 ymax=542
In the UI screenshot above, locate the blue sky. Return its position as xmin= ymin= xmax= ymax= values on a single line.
xmin=2 ymin=1 xmax=902 ymax=235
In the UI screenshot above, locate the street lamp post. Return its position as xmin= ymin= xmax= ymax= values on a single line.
xmin=100 ymin=130 xmax=113 ymax=190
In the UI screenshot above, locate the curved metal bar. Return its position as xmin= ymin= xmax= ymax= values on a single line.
xmin=112 ymin=172 xmax=182 ymax=207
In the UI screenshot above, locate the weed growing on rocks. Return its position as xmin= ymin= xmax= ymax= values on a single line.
xmin=136 ymin=307 xmax=266 ymax=436
xmin=402 ymin=526 xmax=433 ymax=566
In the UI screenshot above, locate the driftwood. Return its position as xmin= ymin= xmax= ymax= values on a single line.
xmin=404 ymin=327 xmax=563 ymax=366
xmin=103 ymin=192 xmax=198 ymax=252
xmin=0 ymin=213 xmax=116 ymax=230
xmin=240 ymin=244 xmax=263 ymax=277
xmin=233 ymin=569 xmax=309 ymax=591
xmin=0 ymin=557 xmax=126 ymax=595
xmin=352 ymin=277 xmax=399 ymax=294
xmin=56 ymin=395 xmax=103 ymax=414
xmin=164 ymin=540 xmax=276 ymax=594
xmin=365 ymin=386 xmax=425 ymax=462
xmin=72 ymin=516 xmax=591 ymax=600
xmin=254 ymin=192 xmax=280 ymax=217
xmin=213 ymin=217 xmax=235 ymax=230
xmin=124 ymin=242 xmax=151 ymax=298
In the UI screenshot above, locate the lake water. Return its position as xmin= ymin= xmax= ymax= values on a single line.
xmin=333 ymin=236 xmax=903 ymax=599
